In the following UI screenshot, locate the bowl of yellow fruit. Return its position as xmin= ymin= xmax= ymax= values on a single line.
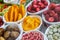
xmin=3 ymin=4 xmax=27 ymax=24
xmin=20 ymin=15 xmax=42 ymax=32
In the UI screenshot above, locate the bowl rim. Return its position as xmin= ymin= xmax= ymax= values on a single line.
xmin=21 ymin=30 xmax=48 ymax=40
xmin=26 ymin=0 xmax=50 ymax=14
xmin=1 ymin=23 xmax=23 ymax=40
xmin=20 ymin=15 xmax=42 ymax=33
xmin=3 ymin=7 xmax=27 ymax=24
xmin=42 ymin=8 xmax=60 ymax=25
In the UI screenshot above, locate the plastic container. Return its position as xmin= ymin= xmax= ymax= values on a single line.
xmin=3 ymin=7 xmax=27 ymax=24
xmin=21 ymin=30 xmax=48 ymax=40
xmin=26 ymin=0 xmax=50 ymax=14
xmin=2 ymin=23 xmax=23 ymax=40
xmin=20 ymin=15 xmax=42 ymax=32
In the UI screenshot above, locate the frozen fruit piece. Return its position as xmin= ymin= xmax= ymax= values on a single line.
xmin=33 ymin=4 xmax=38 ymax=8
xmin=49 ymin=10 xmax=56 ymax=16
xmin=48 ymin=17 xmax=54 ymax=22
xmin=44 ymin=1 xmax=48 ymax=5
xmin=53 ymin=13 xmax=58 ymax=21
xmin=27 ymin=6 xmax=31 ymax=12
xmin=40 ymin=3 xmax=45 ymax=9
xmin=36 ymin=7 xmax=40 ymax=12
xmin=38 ymin=2 xmax=42 ymax=6
xmin=32 ymin=0 xmax=37 ymax=5
xmin=54 ymin=7 xmax=60 ymax=13
xmin=49 ymin=3 xmax=56 ymax=10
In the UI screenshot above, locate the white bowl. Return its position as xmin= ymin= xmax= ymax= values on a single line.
xmin=26 ymin=0 xmax=50 ymax=14
xmin=45 ymin=24 xmax=60 ymax=40
xmin=42 ymin=4 xmax=60 ymax=25
xmin=4 ymin=0 xmax=20 ymax=5
xmin=2 ymin=23 xmax=23 ymax=40
xmin=20 ymin=15 xmax=42 ymax=32
xmin=3 ymin=7 xmax=27 ymax=24
xmin=21 ymin=30 xmax=48 ymax=40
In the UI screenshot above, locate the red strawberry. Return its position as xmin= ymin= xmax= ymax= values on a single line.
xmin=31 ymin=10 xmax=35 ymax=13
xmin=48 ymin=17 xmax=54 ymax=22
xmin=27 ymin=6 xmax=32 ymax=12
xmin=44 ymin=1 xmax=48 ymax=5
xmin=49 ymin=3 xmax=56 ymax=10
xmin=33 ymin=4 xmax=38 ymax=8
xmin=32 ymin=0 xmax=37 ymax=5
xmin=49 ymin=10 xmax=56 ymax=16
xmin=38 ymin=2 xmax=42 ymax=6
xmin=54 ymin=7 xmax=60 ymax=13
xmin=40 ymin=3 xmax=45 ymax=9
xmin=36 ymin=7 xmax=40 ymax=12
xmin=53 ymin=13 xmax=58 ymax=21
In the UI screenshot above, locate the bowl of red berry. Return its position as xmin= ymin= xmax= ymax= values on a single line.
xmin=0 ymin=16 xmax=4 ymax=27
xmin=42 ymin=3 xmax=60 ymax=24
xmin=26 ymin=0 xmax=50 ymax=14
xmin=21 ymin=30 xmax=48 ymax=40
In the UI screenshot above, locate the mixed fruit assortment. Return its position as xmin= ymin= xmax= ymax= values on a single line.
xmin=22 ymin=16 xmax=41 ymax=31
xmin=43 ymin=3 xmax=60 ymax=22
xmin=22 ymin=31 xmax=44 ymax=40
xmin=0 ymin=0 xmax=60 ymax=40
xmin=4 ymin=4 xmax=26 ymax=22
xmin=0 ymin=24 xmax=20 ymax=40
xmin=27 ymin=0 xmax=48 ymax=13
